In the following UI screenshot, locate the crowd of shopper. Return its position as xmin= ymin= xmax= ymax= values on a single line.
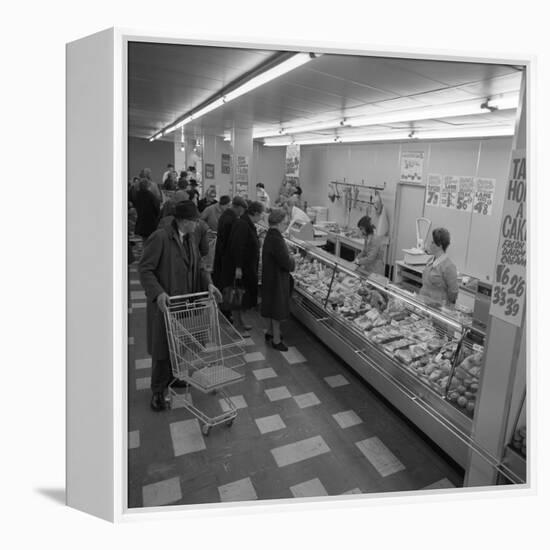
xmin=130 ymin=165 xmax=299 ymax=411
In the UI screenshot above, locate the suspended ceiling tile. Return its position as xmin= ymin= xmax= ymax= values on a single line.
xmin=384 ymin=58 xmax=518 ymax=87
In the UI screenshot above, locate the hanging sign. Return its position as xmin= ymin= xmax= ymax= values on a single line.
xmin=473 ymin=177 xmax=496 ymax=216
xmin=235 ymin=155 xmax=249 ymax=197
xmin=456 ymin=176 xmax=474 ymax=212
xmin=285 ymin=144 xmax=300 ymax=177
xmin=425 ymin=174 xmax=442 ymax=207
xmin=400 ymin=151 xmax=424 ymax=184
xmin=489 ymin=150 xmax=526 ymax=327
xmin=204 ymin=163 xmax=215 ymax=179
xmin=441 ymin=175 xmax=459 ymax=208
xmin=221 ymin=153 xmax=231 ymax=175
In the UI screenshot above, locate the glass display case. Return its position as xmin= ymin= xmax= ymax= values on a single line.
xmin=287 ymin=237 xmax=487 ymax=467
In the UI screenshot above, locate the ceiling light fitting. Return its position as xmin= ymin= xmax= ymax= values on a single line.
xmin=262 ymin=125 xmax=514 ymax=146
xmin=153 ymin=52 xmax=318 ymax=141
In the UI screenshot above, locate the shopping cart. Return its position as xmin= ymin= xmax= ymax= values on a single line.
xmin=164 ymin=291 xmax=246 ymax=435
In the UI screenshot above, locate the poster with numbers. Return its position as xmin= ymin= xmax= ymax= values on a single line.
xmin=473 ymin=177 xmax=496 ymax=216
xmin=440 ymin=176 xmax=458 ymax=208
xmin=456 ymin=176 xmax=474 ymax=212
xmin=489 ymin=151 xmax=526 ymax=327
xmin=400 ymin=151 xmax=424 ymax=183
xmin=425 ymin=174 xmax=442 ymax=207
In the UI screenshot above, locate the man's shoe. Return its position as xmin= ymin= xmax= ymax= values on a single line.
xmin=150 ymin=392 xmax=166 ymax=412
xmin=242 ymin=324 xmax=252 ymax=331
xmin=272 ymin=341 xmax=288 ymax=352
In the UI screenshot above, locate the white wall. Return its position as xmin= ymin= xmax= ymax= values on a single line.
xmin=253 ymin=142 xmax=286 ymax=204
xmin=257 ymin=136 xmax=513 ymax=281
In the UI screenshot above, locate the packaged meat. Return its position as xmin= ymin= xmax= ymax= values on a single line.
xmin=395 ymin=349 xmax=413 ymax=364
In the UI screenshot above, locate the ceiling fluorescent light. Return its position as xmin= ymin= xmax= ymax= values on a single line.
xmin=487 ymin=92 xmax=520 ymax=111
xmin=283 ymin=119 xmax=346 ymax=135
xmin=348 ymin=99 xmax=491 ymax=128
xmin=417 ymin=126 xmax=515 ymax=140
xmin=224 ymin=53 xmax=314 ymax=103
xmin=164 ymin=53 xmax=316 ymax=137
xmin=253 ymin=129 xmax=284 ymax=139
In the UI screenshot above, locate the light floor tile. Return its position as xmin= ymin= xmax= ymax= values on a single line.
xmin=423 ymin=478 xmax=455 ymax=490
xmin=219 ymin=395 xmax=248 ymax=413
xmin=131 ymin=290 xmax=146 ymax=300
xmin=290 ymin=478 xmax=328 ymax=498
xmin=324 ymin=374 xmax=350 ymax=388
xmin=243 ymin=337 xmax=256 ymax=347
xmin=136 ymin=377 xmax=150 ymax=391
xmin=135 ymin=358 xmax=152 ymax=370
xmin=280 ymin=346 xmax=307 ymax=364
xmin=244 ymin=351 xmax=265 ymax=363
xmin=218 ymin=477 xmax=258 ymax=502
xmin=170 ymin=419 xmax=206 ymax=457
xmin=128 ymin=336 xmax=134 ymax=345
xmin=342 ymin=488 xmax=362 ymax=495
xmin=265 ymin=386 xmax=292 ymax=402
xmin=130 ymin=279 xmax=141 ymax=286
xmin=271 ymin=435 xmax=330 ymax=468
xmin=332 ymin=410 xmax=363 ymax=429
xmin=142 ymin=477 xmax=182 ymax=507
xmin=253 ymin=367 xmax=277 ymax=381
xmin=356 ymin=437 xmax=406 ymax=478
xmin=293 ymin=392 xmax=320 ymax=409
xmin=255 ymin=414 xmax=286 ymax=434
xmin=129 ymin=430 xmax=140 ymax=449
xmin=133 ymin=302 xmax=147 ymax=309
xmin=128 ymin=308 xmax=133 ymax=314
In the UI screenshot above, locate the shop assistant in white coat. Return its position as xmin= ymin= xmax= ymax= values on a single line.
xmin=419 ymin=227 xmax=459 ymax=306
xmin=354 ymin=216 xmax=385 ymax=276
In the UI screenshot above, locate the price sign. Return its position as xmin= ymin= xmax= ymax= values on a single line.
xmin=456 ymin=177 xmax=474 ymax=212
xmin=473 ymin=177 xmax=496 ymax=216
xmin=489 ymin=151 xmax=526 ymax=327
xmin=441 ymin=176 xmax=458 ymax=209
xmin=425 ymin=174 xmax=442 ymax=207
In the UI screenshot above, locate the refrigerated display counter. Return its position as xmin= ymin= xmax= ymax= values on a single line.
xmin=285 ymin=236 xmax=486 ymax=469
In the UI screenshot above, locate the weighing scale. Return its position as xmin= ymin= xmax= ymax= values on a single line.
xmin=402 ymin=217 xmax=433 ymax=265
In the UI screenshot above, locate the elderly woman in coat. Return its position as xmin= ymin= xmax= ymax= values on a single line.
xmin=219 ymin=200 xmax=264 ymax=336
xmin=260 ymin=208 xmax=295 ymax=351
xmin=139 ymin=200 xmax=221 ymax=412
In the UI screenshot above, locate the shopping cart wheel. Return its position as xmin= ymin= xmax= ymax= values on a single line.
xmin=225 ymin=419 xmax=234 ymax=428
xmin=201 ymin=424 xmax=210 ymax=436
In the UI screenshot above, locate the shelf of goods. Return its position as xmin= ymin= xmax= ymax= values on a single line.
xmin=286 ymin=237 xmax=486 ymax=469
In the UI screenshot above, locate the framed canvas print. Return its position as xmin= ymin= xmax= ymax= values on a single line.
xmin=66 ymin=27 xmax=532 ymax=522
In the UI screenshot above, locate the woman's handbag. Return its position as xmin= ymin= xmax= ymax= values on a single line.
xmin=222 ymin=279 xmax=246 ymax=310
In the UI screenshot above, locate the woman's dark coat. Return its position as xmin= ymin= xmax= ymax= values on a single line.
xmin=260 ymin=228 xmax=295 ymax=320
xmin=212 ymin=208 xmax=237 ymax=288
xmin=220 ymin=214 xmax=260 ymax=310
xmin=134 ymin=189 xmax=160 ymax=240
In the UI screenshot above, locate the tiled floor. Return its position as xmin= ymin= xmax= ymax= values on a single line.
xmin=128 ymin=266 xmax=464 ymax=508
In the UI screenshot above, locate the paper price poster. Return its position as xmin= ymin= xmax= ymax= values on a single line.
xmin=285 ymin=144 xmax=300 ymax=177
xmin=489 ymin=151 xmax=526 ymax=327
xmin=400 ymin=151 xmax=424 ymax=183
xmin=473 ymin=177 xmax=496 ymax=216
xmin=204 ymin=163 xmax=215 ymax=179
xmin=236 ymin=155 xmax=249 ymax=184
xmin=221 ymin=153 xmax=231 ymax=174
xmin=441 ymin=176 xmax=459 ymax=208
xmin=425 ymin=174 xmax=442 ymax=207
xmin=456 ymin=176 xmax=474 ymax=212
